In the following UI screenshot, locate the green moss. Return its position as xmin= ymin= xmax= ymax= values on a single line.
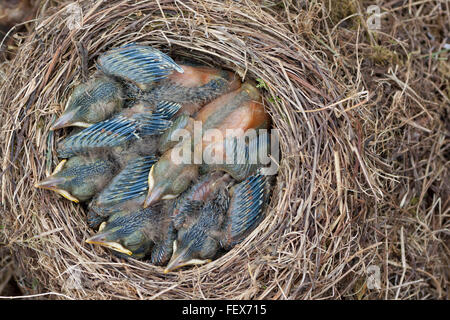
xmin=37 ymin=117 xmax=45 ymax=130
xmin=328 ymin=0 xmax=358 ymax=27
xmin=256 ymin=78 xmax=282 ymax=103
xmin=32 ymin=278 xmax=40 ymax=291
xmin=369 ymin=45 xmax=401 ymax=66
xmin=408 ymin=197 xmax=420 ymax=215
xmin=256 ymin=78 xmax=269 ymax=90
xmin=410 ymin=197 xmax=419 ymax=206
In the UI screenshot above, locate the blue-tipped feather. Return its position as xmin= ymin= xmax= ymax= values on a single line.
xmin=95 ymin=155 xmax=156 ymax=208
xmin=87 ymin=157 xmax=156 ymax=228
xmin=150 ymin=222 xmax=176 ymax=266
xmin=154 ymin=100 xmax=181 ymax=119
xmin=220 ymin=171 xmax=268 ymax=249
xmin=171 ymin=172 xmax=226 ymax=229
xmin=57 ymin=116 xmax=139 ymax=158
xmin=172 ymin=199 xmax=203 ymax=230
xmin=57 ymin=102 xmax=180 ymax=158
xmin=136 ymin=114 xmax=174 ymax=136
xmin=98 ymin=44 xmax=184 ymax=91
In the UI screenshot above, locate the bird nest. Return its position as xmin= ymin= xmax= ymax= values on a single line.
xmin=1 ymin=0 xmax=448 ymax=300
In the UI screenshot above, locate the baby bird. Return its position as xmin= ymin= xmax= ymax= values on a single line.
xmin=56 ymin=100 xmax=180 ymax=159
xmin=86 ymin=196 xmax=175 ymax=264
xmin=52 ymin=43 xmax=182 ymax=130
xmin=141 ymin=64 xmax=242 ymax=116
xmin=36 ymin=136 xmax=159 ymax=203
xmin=87 ymin=155 xmax=157 ymax=229
xmin=53 ymin=43 xmax=241 ymax=131
xmin=144 ymin=82 xmax=269 ymax=207
xmin=145 ymin=144 xmax=199 ymax=206
xmin=195 ymin=81 xmax=269 ymax=132
xmin=98 ymin=43 xmax=241 ymax=111
xmin=34 ymin=153 xmax=119 ymax=203
xmin=97 ymin=43 xmax=184 ymax=92
xmin=51 ymin=76 xmax=124 ymax=130
xmin=164 ymin=171 xmax=270 ymax=273
xmin=171 ymin=171 xmax=233 ymax=228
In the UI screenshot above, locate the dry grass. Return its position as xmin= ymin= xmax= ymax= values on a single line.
xmin=0 ymin=0 xmax=448 ymax=299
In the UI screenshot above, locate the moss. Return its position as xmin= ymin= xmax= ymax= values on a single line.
xmin=256 ymin=78 xmax=269 ymax=90
xmin=328 ymin=0 xmax=358 ymax=28
xmin=256 ymin=78 xmax=282 ymax=103
xmin=369 ymin=45 xmax=402 ymax=66
xmin=410 ymin=197 xmax=419 ymax=206
xmin=36 ymin=117 xmax=45 ymax=130
xmin=32 ymin=278 xmax=40 ymax=291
